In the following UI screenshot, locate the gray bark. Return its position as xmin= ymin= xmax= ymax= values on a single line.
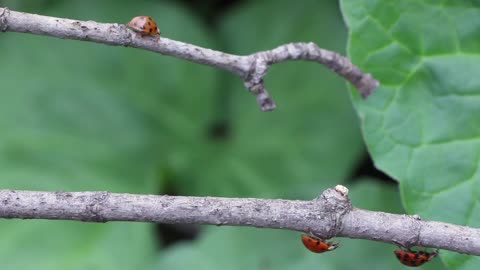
xmin=0 ymin=187 xmax=478 ymax=255
xmin=0 ymin=7 xmax=379 ymax=111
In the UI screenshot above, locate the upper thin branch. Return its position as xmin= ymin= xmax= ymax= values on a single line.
xmin=0 ymin=186 xmax=478 ymax=256
xmin=0 ymin=7 xmax=379 ymax=111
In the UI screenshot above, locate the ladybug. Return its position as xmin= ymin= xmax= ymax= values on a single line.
xmin=394 ymin=248 xmax=439 ymax=267
xmin=301 ymin=233 xmax=339 ymax=253
xmin=126 ymin=16 xmax=160 ymax=36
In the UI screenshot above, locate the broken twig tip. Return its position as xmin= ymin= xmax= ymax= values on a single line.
xmin=358 ymin=74 xmax=380 ymax=99
xmin=260 ymin=99 xmax=276 ymax=111
xmin=335 ymin=185 xmax=349 ymax=197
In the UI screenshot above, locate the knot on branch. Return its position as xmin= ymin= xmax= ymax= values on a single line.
xmin=393 ymin=214 xmax=424 ymax=248
xmin=243 ymin=57 xmax=276 ymax=111
xmin=313 ymin=185 xmax=352 ymax=239
xmin=0 ymin=7 xmax=9 ymax=32
xmin=84 ymin=191 xmax=110 ymax=223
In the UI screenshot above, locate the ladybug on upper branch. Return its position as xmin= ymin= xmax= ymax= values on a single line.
xmin=126 ymin=16 xmax=160 ymax=36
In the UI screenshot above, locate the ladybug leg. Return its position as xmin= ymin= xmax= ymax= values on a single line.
xmin=305 ymin=227 xmax=315 ymax=237
xmin=327 ymin=241 xmax=340 ymax=249
xmin=392 ymin=240 xmax=411 ymax=251
xmin=395 ymin=245 xmax=413 ymax=254
xmin=305 ymin=227 xmax=324 ymax=239
xmin=305 ymin=227 xmax=340 ymax=249
xmin=430 ymin=249 xmax=440 ymax=258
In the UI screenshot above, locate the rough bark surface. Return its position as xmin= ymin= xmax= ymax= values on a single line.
xmin=0 ymin=187 xmax=478 ymax=256
xmin=0 ymin=7 xmax=379 ymax=111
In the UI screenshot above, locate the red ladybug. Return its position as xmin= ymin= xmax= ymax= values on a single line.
xmin=126 ymin=16 xmax=160 ymax=36
xmin=301 ymin=233 xmax=339 ymax=253
xmin=394 ymin=248 xmax=439 ymax=267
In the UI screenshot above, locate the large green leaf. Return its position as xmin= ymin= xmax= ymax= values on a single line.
xmin=171 ymin=0 xmax=364 ymax=198
xmin=341 ymin=0 xmax=480 ymax=268
xmin=153 ymin=180 xmax=446 ymax=270
xmin=0 ymin=0 xmax=219 ymax=268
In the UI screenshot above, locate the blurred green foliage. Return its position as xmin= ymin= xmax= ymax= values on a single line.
xmin=0 ymin=0 xmax=469 ymax=269
xmin=178 ymin=0 xmax=363 ymax=198
xmin=1 ymin=0 xmax=218 ymax=269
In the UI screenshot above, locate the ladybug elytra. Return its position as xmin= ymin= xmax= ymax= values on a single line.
xmin=301 ymin=233 xmax=339 ymax=253
xmin=126 ymin=16 xmax=160 ymax=36
xmin=394 ymin=248 xmax=438 ymax=267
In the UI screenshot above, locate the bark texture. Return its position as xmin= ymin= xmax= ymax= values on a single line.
xmin=0 ymin=7 xmax=379 ymax=111
xmin=0 ymin=187 xmax=478 ymax=255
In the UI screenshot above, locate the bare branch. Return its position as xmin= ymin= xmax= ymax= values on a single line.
xmin=0 ymin=7 xmax=379 ymax=111
xmin=0 ymin=187 xmax=478 ymax=256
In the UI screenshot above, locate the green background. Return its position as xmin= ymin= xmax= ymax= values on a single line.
xmin=0 ymin=0 xmax=476 ymax=269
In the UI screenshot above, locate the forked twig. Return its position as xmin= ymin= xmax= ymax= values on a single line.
xmin=0 ymin=7 xmax=379 ymax=111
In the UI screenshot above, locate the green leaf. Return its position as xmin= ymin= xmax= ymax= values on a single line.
xmin=0 ymin=1 xmax=219 ymax=269
xmin=341 ymin=0 xmax=480 ymax=268
xmin=172 ymin=0 xmax=364 ymax=198
xmin=153 ymin=180 xmax=446 ymax=270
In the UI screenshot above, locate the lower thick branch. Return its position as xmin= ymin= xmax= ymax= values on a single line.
xmin=0 ymin=189 xmax=343 ymax=239
xmin=0 ymin=188 xmax=479 ymax=255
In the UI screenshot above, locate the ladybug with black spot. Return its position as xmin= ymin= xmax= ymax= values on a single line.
xmin=394 ymin=247 xmax=439 ymax=267
xmin=300 ymin=230 xmax=339 ymax=253
xmin=126 ymin=16 xmax=160 ymax=36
